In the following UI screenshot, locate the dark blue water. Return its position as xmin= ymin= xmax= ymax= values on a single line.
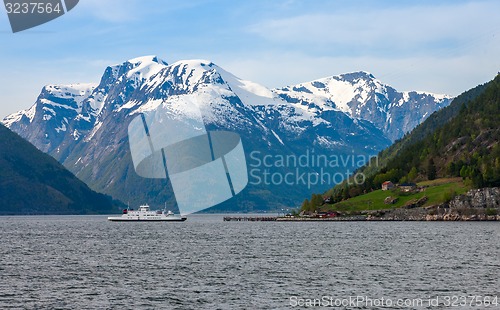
xmin=1 ymin=215 xmax=499 ymax=309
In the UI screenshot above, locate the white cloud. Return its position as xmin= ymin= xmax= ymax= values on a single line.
xmin=247 ymin=1 xmax=500 ymax=57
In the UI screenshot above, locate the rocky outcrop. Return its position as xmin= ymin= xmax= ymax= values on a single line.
xmin=366 ymin=187 xmax=500 ymax=221
xmin=424 ymin=214 xmax=500 ymax=221
xmin=403 ymin=196 xmax=428 ymax=209
xmin=282 ymin=188 xmax=500 ymax=221
xmin=449 ymin=187 xmax=500 ymax=209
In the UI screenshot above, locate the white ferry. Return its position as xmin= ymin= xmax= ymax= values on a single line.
xmin=107 ymin=204 xmax=187 ymax=222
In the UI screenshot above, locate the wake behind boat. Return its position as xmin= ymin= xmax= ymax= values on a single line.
xmin=107 ymin=204 xmax=187 ymax=222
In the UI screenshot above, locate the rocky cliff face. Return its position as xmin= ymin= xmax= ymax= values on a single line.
xmin=366 ymin=187 xmax=500 ymax=221
xmin=449 ymin=187 xmax=500 ymax=209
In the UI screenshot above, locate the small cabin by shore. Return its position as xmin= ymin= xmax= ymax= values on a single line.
xmin=382 ymin=181 xmax=395 ymax=191
xmin=399 ymin=182 xmax=417 ymax=192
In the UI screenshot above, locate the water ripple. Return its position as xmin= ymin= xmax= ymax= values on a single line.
xmin=0 ymin=216 xmax=499 ymax=309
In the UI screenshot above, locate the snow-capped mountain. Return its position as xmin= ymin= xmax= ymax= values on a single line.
xmin=4 ymin=83 xmax=96 ymax=154
xmin=3 ymin=56 xmax=451 ymax=211
xmin=275 ymin=71 xmax=452 ymax=141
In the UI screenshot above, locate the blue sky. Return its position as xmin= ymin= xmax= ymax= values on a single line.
xmin=1 ymin=0 xmax=499 ymax=117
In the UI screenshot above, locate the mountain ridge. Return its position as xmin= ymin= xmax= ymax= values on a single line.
xmin=3 ymin=56 xmax=452 ymax=211
xmin=274 ymin=70 xmax=451 ymax=141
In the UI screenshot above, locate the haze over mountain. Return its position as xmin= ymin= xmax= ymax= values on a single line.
xmin=3 ymin=56 xmax=451 ymax=211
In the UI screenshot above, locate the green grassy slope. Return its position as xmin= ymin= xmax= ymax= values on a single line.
xmin=326 ymin=178 xmax=468 ymax=213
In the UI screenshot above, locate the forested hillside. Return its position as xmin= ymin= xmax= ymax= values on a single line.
xmin=325 ymin=74 xmax=500 ymax=203
xmin=0 ymin=124 xmax=123 ymax=215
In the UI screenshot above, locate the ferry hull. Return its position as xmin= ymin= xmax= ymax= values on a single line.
xmin=108 ymin=204 xmax=186 ymax=222
xmin=107 ymin=217 xmax=187 ymax=222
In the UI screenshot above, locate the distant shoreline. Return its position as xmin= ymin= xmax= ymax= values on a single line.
xmin=223 ymin=214 xmax=500 ymax=222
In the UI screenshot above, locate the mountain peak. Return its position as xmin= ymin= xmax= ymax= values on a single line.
xmin=171 ymin=59 xmax=215 ymax=67
xmin=145 ymin=58 xmax=279 ymax=107
xmin=122 ymin=55 xmax=168 ymax=66
xmin=104 ymin=55 xmax=169 ymax=83
xmin=42 ymin=83 xmax=97 ymax=99
xmin=336 ymin=71 xmax=376 ymax=81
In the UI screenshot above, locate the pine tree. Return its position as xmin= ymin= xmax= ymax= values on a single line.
xmin=408 ymin=166 xmax=418 ymax=181
xmin=300 ymin=199 xmax=310 ymax=211
xmin=427 ymin=158 xmax=437 ymax=180
xmin=310 ymin=194 xmax=324 ymax=211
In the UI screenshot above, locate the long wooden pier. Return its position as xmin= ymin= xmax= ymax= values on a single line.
xmin=223 ymin=216 xmax=278 ymax=221
xmin=223 ymin=216 xmax=367 ymax=222
xmin=223 ymin=216 xmax=361 ymax=221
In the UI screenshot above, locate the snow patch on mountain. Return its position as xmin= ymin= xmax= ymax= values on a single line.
xmin=84 ymin=120 xmax=103 ymax=142
xmin=45 ymin=83 xmax=96 ymax=106
xmin=2 ymin=83 xmax=97 ymax=129
xmin=271 ymin=130 xmax=284 ymax=145
xmin=126 ymin=55 xmax=168 ymax=81
xmin=83 ymin=91 xmax=107 ymax=117
xmin=216 ymin=66 xmax=280 ymax=106
xmin=275 ymin=71 xmax=452 ymax=141
xmin=414 ymin=91 xmax=449 ymax=101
